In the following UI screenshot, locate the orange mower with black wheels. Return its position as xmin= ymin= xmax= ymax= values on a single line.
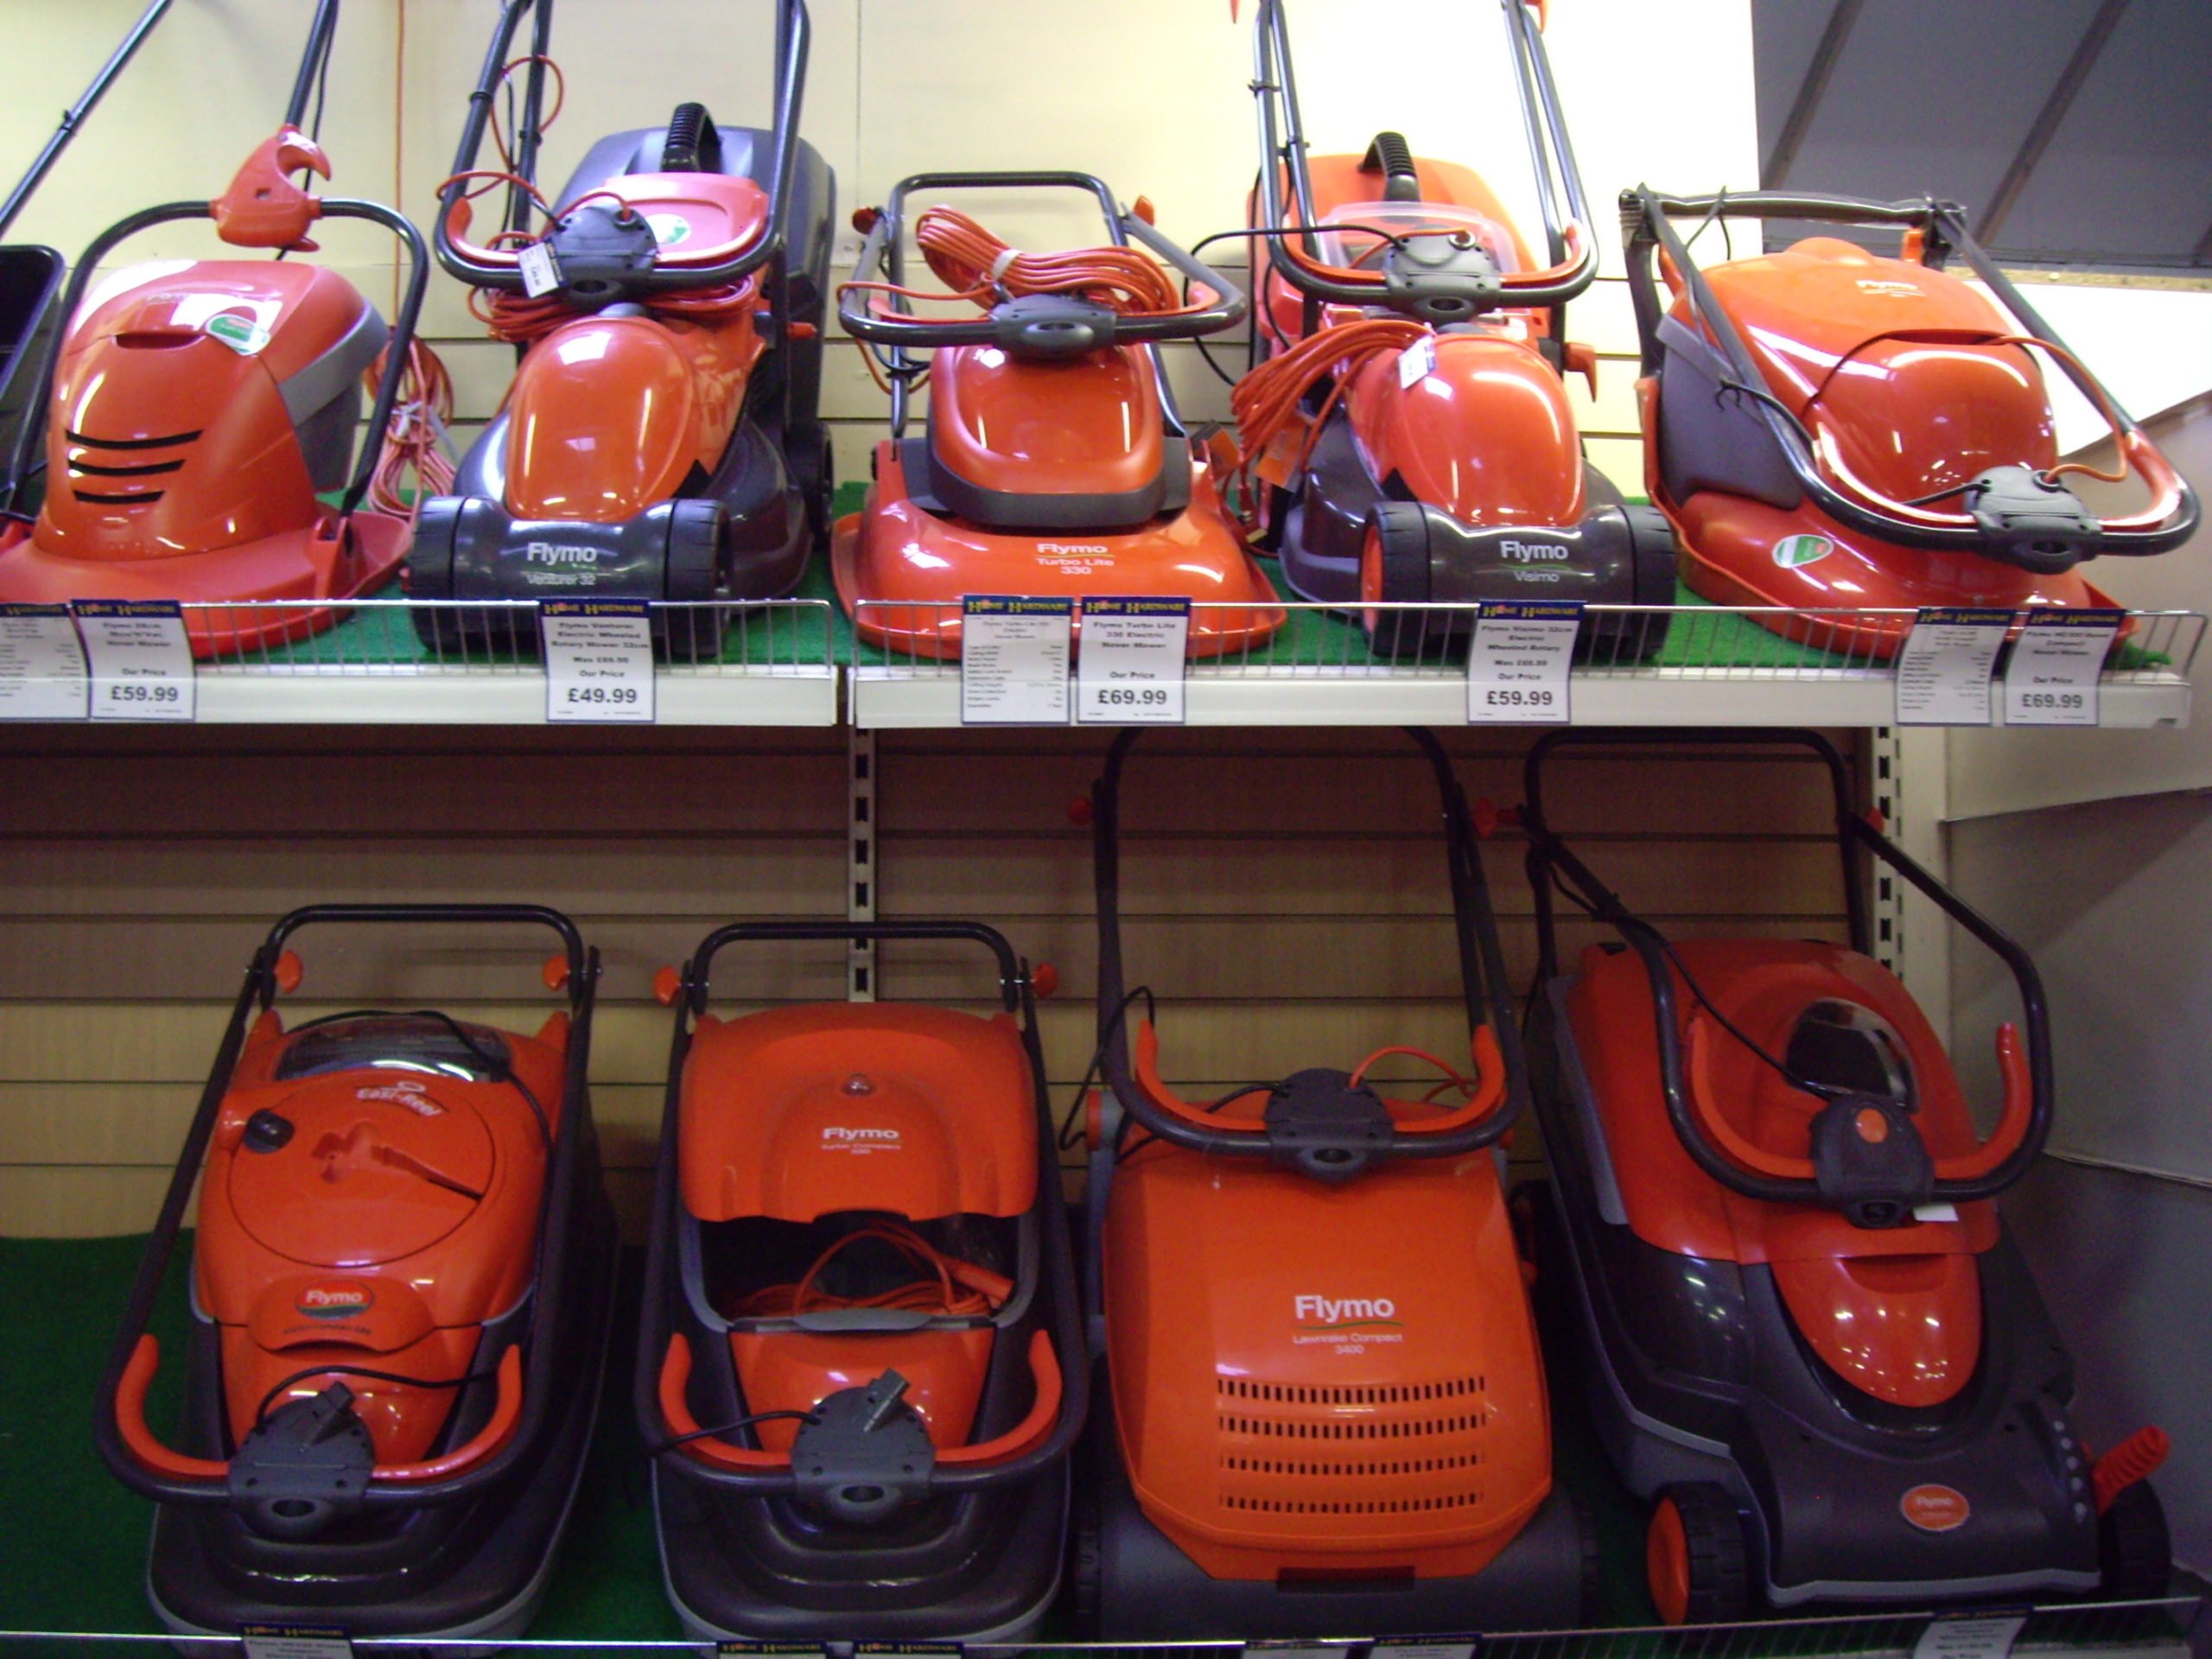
xmin=1519 ymin=728 xmax=2172 ymax=1620
xmin=833 ymin=171 xmax=1282 ymax=659
xmin=1072 ymin=728 xmax=1592 ymax=1638
xmin=93 ymin=904 xmax=615 ymax=1644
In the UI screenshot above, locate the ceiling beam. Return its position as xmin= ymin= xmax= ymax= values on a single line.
xmin=1975 ymin=0 xmax=2133 ymax=245
xmin=1763 ymin=0 xmax=1866 ymax=188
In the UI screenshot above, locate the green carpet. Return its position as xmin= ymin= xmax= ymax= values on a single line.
xmin=201 ymin=484 xmax=2165 ymax=677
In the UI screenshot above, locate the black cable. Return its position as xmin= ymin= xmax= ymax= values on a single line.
xmin=1058 ymin=985 xmax=1155 ymax=1151
xmin=644 ymin=1408 xmax=816 ymax=1460
xmin=256 ymin=1363 xmax=498 ymax=1427
xmin=279 ymin=1007 xmax=551 ymax=1148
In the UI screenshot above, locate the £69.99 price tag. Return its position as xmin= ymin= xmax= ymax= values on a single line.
xmin=541 ymin=599 xmax=655 ymax=722
xmin=1076 ymin=596 xmax=1188 ymax=724
xmin=2003 ymin=608 xmax=2123 ymax=728
xmin=75 ymin=598 xmax=195 ymax=721
xmin=1466 ymin=600 xmax=1580 ymax=723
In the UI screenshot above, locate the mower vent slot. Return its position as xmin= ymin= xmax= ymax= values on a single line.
xmin=66 ymin=458 xmax=185 ymax=478
xmin=1223 ymin=1452 xmax=1479 ymax=1477
xmin=66 ymin=428 xmax=202 ymax=450
xmin=1222 ymin=1491 xmax=1484 ymax=1514
xmin=1218 ymin=1413 xmax=1486 ymax=1439
xmin=70 ymin=489 xmax=164 ymax=505
xmin=1218 ymin=1376 xmax=1482 ymax=1405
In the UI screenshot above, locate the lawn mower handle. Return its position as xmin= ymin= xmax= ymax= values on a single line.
xmin=838 ymin=170 xmax=1248 ymax=348
xmin=95 ymin=907 xmax=603 ymax=1510
xmin=1519 ymin=728 xmax=2056 ymax=1211
xmin=672 ymin=918 xmax=1028 ymax=1014
xmin=1622 ymin=185 xmax=2199 ymax=562
xmin=1247 ymin=0 xmax=1598 ymax=315
xmin=1090 ymin=727 xmax=1529 ymax=1166
xmin=433 ymin=0 xmax=811 ymax=293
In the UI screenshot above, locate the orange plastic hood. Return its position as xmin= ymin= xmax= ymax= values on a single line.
xmin=930 ymin=344 xmax=1163 ymax=504
xmin=679 ymin=1003 xmax=1039 ymax=1223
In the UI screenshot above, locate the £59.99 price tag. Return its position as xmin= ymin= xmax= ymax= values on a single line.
xmin=1467 ymin=600 xmax=1580 ymax=723
xmin=0 ymin=602 xmax=89 ymax=720
xmin=1077 ymin=596 xmax=1188 ymax=724
xmin=961 ymin=596 xmax=1072 ymax=725
xmin=542 ymin=600 xmax=655 ymax=722
xmin=75 ymin=598 xmax=194 ymax=721
xmin=1894 ymin=607 xmax=2011 ymax=727
xmin=2003 ymin=608 xmax=2123 ymax=728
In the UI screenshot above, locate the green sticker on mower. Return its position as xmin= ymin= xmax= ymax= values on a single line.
xmin=1773 ymin=533 xmax=1834 ymax=569
xmin=204 ymin=310 xmax=271 ymax=356
xmin=647 ymin=213 xmax=693 ymax=248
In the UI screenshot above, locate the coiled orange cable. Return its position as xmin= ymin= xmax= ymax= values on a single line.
xmin=1228 ymin=316 xmax=1431 ymax=529
xmin=730 ymin=1222 xmax=1013 ymax=1320
xmin=841 ymin=206 xmax=1214 ymax=322
xmin=360 ymin=338 xmax=456 ymax=524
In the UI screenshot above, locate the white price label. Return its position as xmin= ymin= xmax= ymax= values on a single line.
xmin=542 ymin=600 xmax=655 ymax=722
xmin=0 ymin=603 xmax=88 ymax=720
xmin=517 ymin=239 xmax=562 ymax=298
xmin=1077 ymin=595 xmax=1188 ymax=724
xmin=1466 ymin=600 xmax=1579 ymax=723
xmin=2003 ymin=608 xmax=2122 ymax=727
xmin=241 ymin=1625 xmax=353 ymax=1659
xmin=717 ymin=1645 xmax=828 ymax=1659
xmin=1398 ymin=335 xmax=1438 ymax=388
xmin=1911 ymin=1614 xmax=2027 ymax=1659
xmin=76 ymin=598 xmax=194 ymax=721
xmin=961 ymin=595 xmax=1072 ymax=725
xmin=1371 ymin=1642 xmax=1479 ymax=1659
xmin=1895 ymin=607 xmax=2010 ymax=726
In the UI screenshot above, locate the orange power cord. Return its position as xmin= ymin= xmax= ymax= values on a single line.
xmin=1228 ymin=316 xmax=1431 ymax=531
xmin=841 ymin=205 xmax=1215 ymax=324
xmin=731 ymin=1222 xmax=1014 ymax=1320
xmin=360 ymin=338 xmax=456 ymax=525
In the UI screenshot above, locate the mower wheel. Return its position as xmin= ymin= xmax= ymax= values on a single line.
xmin=2099 ymin=1479 xmax=2171 ymax=1599
xmin=1647 ymin=1483 xmax=1750 ymax=1625
xmin=1069 ymin=1469 xmax=1103 ymax=1632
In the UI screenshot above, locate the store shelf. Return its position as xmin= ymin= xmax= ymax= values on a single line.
xmin=851 ymin=603 xmax=2205 ymax=731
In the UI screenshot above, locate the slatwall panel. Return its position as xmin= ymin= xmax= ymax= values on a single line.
xmin=0 ymin=725 xmax=1851 ymax=1236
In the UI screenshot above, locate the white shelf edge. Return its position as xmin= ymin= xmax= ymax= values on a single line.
xmin=186 ymin=670 xmax=840 ymax=727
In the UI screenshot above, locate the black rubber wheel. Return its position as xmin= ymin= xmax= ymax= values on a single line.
xmin=1648 ymin=1482 xmax=1751 ymax=1625
xmin=1068 ymin=1463 xmax=1103 ymax=1633
xmin=1571 ymin=1487 xmax=1604 ymax=1626
xmin=2099 ymin=1479 xmax=2171 ymax=1599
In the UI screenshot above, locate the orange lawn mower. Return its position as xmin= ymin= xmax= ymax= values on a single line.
xmin=1073 ymin=728 xmax=1592 ymax=1637
xmin=409 ymin=0 xmax=836 ymax=658
xmin=1622 ymin=188 xmax=2198 ymax=657
xmin=638 ymin=919 xmax=1087 ymax=1643
xmin=1519 ymin=728 xmax=2173 ymax=1619
xmin=1235 ymin=0 xmax=1677 ymax=659
xmin=94 ymin=904 xmax=616 ymax=1644
xmin=0 ymin=0 xmax=444 ymax=658
xmin=833 ymin=172 xmax=1284 ymax=659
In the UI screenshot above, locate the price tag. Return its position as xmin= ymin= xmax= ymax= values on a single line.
xmin=1895 ymin=607 xmax=2010 ymax=726
xmin=76 ymin=598 xmax=194 ymax=721
xmin=542 ymin=599 xmax=655 ymax=722
xmin=960 ymin=595 xmax=1071 ymax=725
xmin=717 ymin=1644 xmax=827 ymax=1659
xmin=1911 ymin=1613 xmax=2027 ymax=1659
xmin=1398 ymin=335 xmax=1438 ymax=388
xmin=241 ymin=1625 xmax=353 ymax=1659
xmin=1466 ymin=600 xmax=1579 ymax=723
xmin=2003 ymin=608 xmax=2123 ymax=728
xmin=1248 ymin=1643 xmax=1358 ymax=1659
xmin=1077 ymin=595 xmax=1189 ymax=724
xmin=0 ymin=602 xmax=89 ymax=720
xmin=1371 ymin=1640 xmax=1481 ymax=1659
xmin=517 ymin=239 xmax=562 ymax=298
xmin=855 ymin=1644 xmax=963 ymax=1659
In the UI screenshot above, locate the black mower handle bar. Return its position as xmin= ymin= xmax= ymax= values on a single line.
xmin=434 ymin=0 xmax=812 ymax=292
xmin=1248 ymin=0 xmax=1598 ymax=314
xmin=1519 ymin=728 xmax=2056 ymax=1209
xmin=0 ymin=198 xmax=429 ymax=524
xmin=677 ymin=918 xmax=1028 ymax=1013
xmin=838 ymin=170 xmax=1249 ymax=348
xmin=96 ymin=906 xmax=602 ymax=1510
xmin=1091 ymin=727 xmax=1529 ymax=1164
xmin=1621 ymin=184 xmax=2199 ymax=560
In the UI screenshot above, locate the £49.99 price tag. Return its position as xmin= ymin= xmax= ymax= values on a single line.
xmin=1467 ymin=600 xmax=1580 ymax=723
xmin=2003 ymin=608 xmax=2123 ymax=728
xmin=1077 ymin=596 xmax=1188 ymax=724
xmin=542 ymin=599 xmax=655 ymax=722
xmin=75 ymin=598 xmax=194 ymax=721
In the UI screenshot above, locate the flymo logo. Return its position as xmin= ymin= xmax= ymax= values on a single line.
xmin=525 ymin=542 xmax=602 ymax=566
xmin=1856 ymin=277 xmax=1922 ymax=299
xmin=1900 ymin=1484 xmax=1971 ymax=1532
xmin=1501 ymin=539 xmax=1568 ymax=563
xmin=354 ymin=1076 xmax=443 ymax=1116
xmin=1293 ymin=1294 xmax=1402 ymax=1331
xmin=297 ymin=1281 xmax=376 ymax=1320
xmin=1773 ymin=533 xmax=1835 ymax=569
xmin=822 ymin=1126 xmax=900 ymax=1154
